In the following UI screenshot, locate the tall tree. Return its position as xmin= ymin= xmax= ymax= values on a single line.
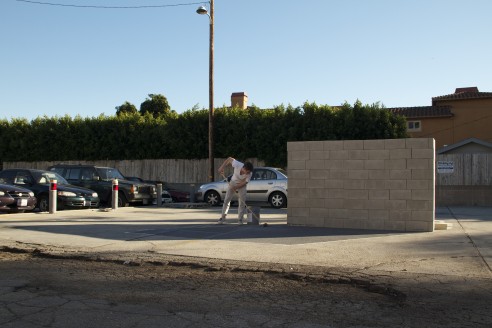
xmin=115 ymin=101 xmax=138 ymax=116
xmin=139 ymin=94 xmax=171 ymax=118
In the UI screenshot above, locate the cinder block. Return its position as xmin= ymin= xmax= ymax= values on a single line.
xmin=387 ymin=180 xmax=406 ymax=190
xmin=310 ymin=150 xmax=327 ymax=160
xmin=368 ymin=169 xmax=390 ymax=180
xmin=390 ymin=169 xmax=412 ymax=180
xmin=324 ymin=198 xmax=345 ymax=209
xmin=406 ymin=220 xmax=433 ymax=232
xmin=349 ymin=170 xmax=369 ymax=180
xmin=390 ymin=189 xmax=412 ymax=200
xmin=362 ymin=199 xmax=386 ymax=210
xmin=349 ymin=150 xmax=369 ymax=160
xmin=412 ymin=169 xmax=434 ymax=180
xmin=310 ymin=207 xmax=329 ymax=218
xmin=406 ymin=200 xmax=433 ymax=211
xmin=407 ymin=158 xmax=430 ymax=170
xmin=329 ymin=208 xmax=348 ymax=219
xmin=344 ymin=218 xmax=368 ymax=229
xmin=366 ymin=180 xmax=387 ymax=190
xmin=410 ymin=210 xmax=434 ymax=221
xmin=330 ymin=150 xmax=349 ymax=160
xmin=306 ymin=198 xmax=324 ymax=208
xmin=406 ymin=138 xmax=431 ymax=149
xmin=291 ymin=208 xmax=309 ymax=217
xmin=324 ymin=218 xmax=345 ymax=228
xmin=412 ymin=189 xmax=434 ymax=201
xmin=288 ymin=160 xmax=306 ymax=170
xmin=289 ymin=169 xmax=309 ymax=180
xmin=368 ymin=149 xmax=390 ymax=160
xmin=386 ymin=199 xmax=407 ymax=210
xmin=287 ymin=216 xmax=307 ymax=225
xmin=385 ymin=159 xmax=407 ymax=170
xmin=290 ymin=151 xmax=310 ymax=161
xmin=407 ymin=180 xmax=430 ymax=190
xmin=325 ymin=189 xmax=346 ymax=199
xmin=384 ymin=220 xmax=406 ymax=231
xmin=364 ymin=139 xmax=385 ymax=150
xmin=368 ymin=189 xmax=389 ymax=200
xmin=385 ymin=139 xmax=406 ymax=149
xmin=310 ymin=169 xmax=328 ymax=180
xmin=323 ymin=140 xmax=344 ymax=151
xmin=346 ymin=209 xmax=368 ymax=220
xmin=345 ymin=160 xmax=365 ymax=170
xmin=389 ymin=210 xmax=411 ymax=221
xmin=344 ymin=180 xmax=366 ymax=190
xmin=325 ymin=179 xmax=344 ymax=189
xmin=344 ymin=199 xmax=366 ymax=210
xmin=288 ymin=179 xmax=306 ymax=189
xmin=365 ymin=159 xmax=385 ymax=170
xmin=288 ymin=188 xmax=308 ymax=199
xmin=288 ymin=198 xmax=307 ymax=208
xmin=309 ymin=188 xmax=325 ymax=199
xmin=306 ymin=159 xmax=325 ymax=170
xmin=307 ymin=179 xmax=325 ymax=189
xmin=369 ymin=210 xmax=389 ymax=220
xmin=390 ymin=149 xmax=412 ymax=159
xmin=325 ymin=160 xmax=346 ymax=170
xmin=306 ymin=216 xmax=325 ymax=227
xmin=412 ymin=148 xmax=434 ymax=159
xmin=306 ymin=141 xmax=324 ymax=151
xmin=344 ymin=140 xmax=364 ymax=149
xmin=287 ymin=142 xmax=306 ymax=152
xmin=329 ymin=169 xmax=349 ymax=179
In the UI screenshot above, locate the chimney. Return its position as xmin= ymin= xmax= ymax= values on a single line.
xmin=231 ymin=92 xmax=248 ymax=109
xmin=455 ymin=87 xmax=479 ymax=94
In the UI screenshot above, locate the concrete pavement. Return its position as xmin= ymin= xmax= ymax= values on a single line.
xmin=0 ymin=204 xmax=491 ymax=279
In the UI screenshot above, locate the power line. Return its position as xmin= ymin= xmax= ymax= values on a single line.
xmin=15 ymin=0 xmax=206 ymax=9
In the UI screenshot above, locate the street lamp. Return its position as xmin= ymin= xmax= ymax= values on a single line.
xmin=197 ymin=1 xmax=214 ymax=182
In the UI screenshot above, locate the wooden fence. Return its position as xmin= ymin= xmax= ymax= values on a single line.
xmin=2 ymin=158 xmax=266 ymax=184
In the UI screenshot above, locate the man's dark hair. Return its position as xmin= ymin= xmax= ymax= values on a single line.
xmin=244 ymin=162 xmax=254 ymax=172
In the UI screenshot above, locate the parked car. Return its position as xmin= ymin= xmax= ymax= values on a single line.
xmin=125 ymin=176 xmax=190 ymax=203
xmin=0 ymin=169 xmax=99 ymax=212
xmin=195 ymin=167 xmax=288 ymax=208
xmin=48 ymin=164 xmax=157 ymax=207
xmin=0 ymin=183 xmax=37 ymax=213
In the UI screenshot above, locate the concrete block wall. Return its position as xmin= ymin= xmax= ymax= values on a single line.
xmin=287 ymin=138 xmax=435 ymax=232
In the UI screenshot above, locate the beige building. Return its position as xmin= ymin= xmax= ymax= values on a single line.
xmin=388 ymin=87 xmax=492 ymax=150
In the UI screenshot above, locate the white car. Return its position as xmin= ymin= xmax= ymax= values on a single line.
xmin=195 ymin=167 xmax=288 ymax=209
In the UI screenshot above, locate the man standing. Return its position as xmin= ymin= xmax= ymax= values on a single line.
xmin=217 ymin=157 xmax=253 ymax=224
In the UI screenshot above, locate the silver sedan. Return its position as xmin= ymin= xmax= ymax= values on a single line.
xmin=195 ymin=167 xmax=288 ymax=209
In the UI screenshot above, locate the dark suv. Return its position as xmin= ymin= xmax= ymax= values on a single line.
xmin=48 ymin=164 xmax=157 ymax=207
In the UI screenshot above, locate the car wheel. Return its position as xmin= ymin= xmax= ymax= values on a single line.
xmin=269 ymin=192 xmax=286 ymax=209
xmin=38 ymin=195 xmax=49 ymax=212
xmin=118 ymin=192 xmax=129 ymax=207
xmin=204 ymin=190 xmax=221 ymax=206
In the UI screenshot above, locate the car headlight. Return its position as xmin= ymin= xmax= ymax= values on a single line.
xmin=92 ymin=192 xmax=98 ymax=197
xmin=29 ymin=192 xmax=35 ymax=197
xmin=0 ymin=191 xmax=4 ymax=196
xmin=57 ymin=191 xmax=76 ymax=197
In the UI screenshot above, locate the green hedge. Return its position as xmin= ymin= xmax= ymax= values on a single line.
xmin=0 ymin=101 xmax=407 ymax=167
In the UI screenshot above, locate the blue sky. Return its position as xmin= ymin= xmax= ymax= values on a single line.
xmin=1 ymin=0 xmax=491 ymax=121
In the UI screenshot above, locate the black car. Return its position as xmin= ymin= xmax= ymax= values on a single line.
xmin=0 ymin=169 xmax=100 ymax=212
xmin=48 ymin=164 xmax=157 ymax=207
xmin=0 ymin=183 xmax=37 ymax=213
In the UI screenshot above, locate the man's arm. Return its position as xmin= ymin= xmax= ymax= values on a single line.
xmin=218 ymin=157 xmax=234 ymax=175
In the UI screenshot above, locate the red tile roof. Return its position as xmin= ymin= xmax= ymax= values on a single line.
xmin=432 ymin=87 xmax=492 ymax=104
xmin=387 ymin=106 xmax=453 ymax=119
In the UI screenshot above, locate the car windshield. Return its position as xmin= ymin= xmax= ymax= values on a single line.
xmin=96 ymin=168 xmax=125 ymax=180
xmin=32 ymin=171 xmax=69 ymax=185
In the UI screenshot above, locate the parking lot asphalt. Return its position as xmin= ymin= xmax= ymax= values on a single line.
xmin=0 ymin=204 xmax=491 ymax=280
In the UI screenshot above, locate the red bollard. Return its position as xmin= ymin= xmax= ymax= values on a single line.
xmin=112 ymin=179 xmax=119 ymax=210
xmin=49 ymin=179 xmax=57 ymax=214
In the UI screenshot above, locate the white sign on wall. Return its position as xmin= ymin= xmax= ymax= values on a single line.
xmin=437 ymin=161 xmax=454 ymax=174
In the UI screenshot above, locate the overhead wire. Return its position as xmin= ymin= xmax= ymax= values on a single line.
xmin=15 ymin=0 xmax=207 ymax=9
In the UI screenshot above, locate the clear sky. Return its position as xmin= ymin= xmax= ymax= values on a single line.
xmin=1 ymin=0 xmax=491 ymax=121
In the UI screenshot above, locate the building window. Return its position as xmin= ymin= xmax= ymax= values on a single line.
xmin=407 ymin=120 xmax=421 ymax=132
